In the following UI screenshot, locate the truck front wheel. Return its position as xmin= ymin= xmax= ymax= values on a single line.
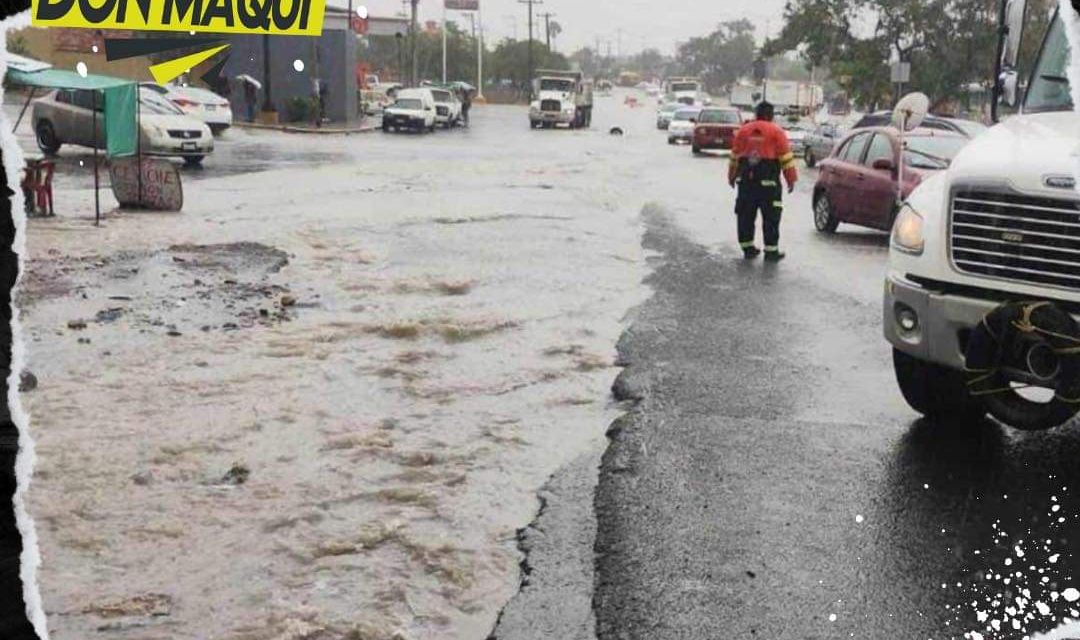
xmin=893 ymin=349 xmax=985 ymax=423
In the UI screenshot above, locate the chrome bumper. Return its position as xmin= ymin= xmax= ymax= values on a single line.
xmin=884 ymin=273 xmax=1001 ymax=371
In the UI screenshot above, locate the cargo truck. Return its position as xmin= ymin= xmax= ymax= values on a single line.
xmin=529 ymin=70 xmax=594 ymax=129
xmin=883 ymin=0 xmax=1080 ymax=431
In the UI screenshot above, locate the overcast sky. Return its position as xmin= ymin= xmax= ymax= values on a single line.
xmin=358 ymin=0 xmax=789 ymax=54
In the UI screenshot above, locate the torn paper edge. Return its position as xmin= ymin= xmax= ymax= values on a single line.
xmin=1030 ymin=8 xmax=1080 ymax=640
xmin=1063 ymin=0 xmax=1080 ymax=190
xmin=0 ymin=9 xmax=51 ymax=640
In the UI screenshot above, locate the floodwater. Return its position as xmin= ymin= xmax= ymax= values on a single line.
xmin=14 ymin=100 xmax=661 ymax=638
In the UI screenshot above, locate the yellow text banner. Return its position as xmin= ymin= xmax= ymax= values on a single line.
xmin=31 ymin=0 xmax=325 ymax=36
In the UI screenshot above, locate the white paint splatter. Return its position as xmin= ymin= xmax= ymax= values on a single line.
xmin=293 ymin=59 xmax=305 ymax=72
xmin=76 ymin=61 xmax=87 ymax=77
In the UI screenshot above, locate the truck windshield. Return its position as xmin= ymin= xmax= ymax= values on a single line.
xmin=1025 ymin=13 xmax=1072 ymax=113
xmin=540 ymin=79 xmax=575 ymax=92
xmin=671 ymin=82 xmax=698 ymax=92
xmin=393 ymin=99 xmax=423 ymax=110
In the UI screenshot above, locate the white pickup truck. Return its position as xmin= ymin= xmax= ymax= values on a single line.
xmin=885 ymin=0 xmax=1080 ymax=431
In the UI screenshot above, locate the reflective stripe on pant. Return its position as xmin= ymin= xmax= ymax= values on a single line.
xmin=735 ymin=182 xmax=783 ymax=251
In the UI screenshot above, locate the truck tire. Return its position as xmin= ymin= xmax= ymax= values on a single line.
xmin=692 ymin=144 xmax=702 ymax=154
xmin=35 ymin=120 xmax=61 ymax=155
xmin=813 ymin=191 xmax=840 ymax=233
xmin=965 ymin=301 xmax=1080 ymax=431
xmin=893 ymin=349 xmax=985 ymax=423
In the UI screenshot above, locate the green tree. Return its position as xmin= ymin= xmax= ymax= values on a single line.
xmin=673 ymin=19 xmax=757 ymax=92
xmin=488 ymin=39 xmax=570 ymax=90
xmin=764 ymin=0 xmax=1055 ymax=111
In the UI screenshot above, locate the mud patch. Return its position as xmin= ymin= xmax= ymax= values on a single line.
xmin=20 ymin=242 xmax=298 ymax=334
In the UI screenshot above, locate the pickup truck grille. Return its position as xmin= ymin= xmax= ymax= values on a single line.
xmin=950 ymin=188 xmax=1080 ymax=290
xmin=540 ymin=100 xmax=561 ymax=112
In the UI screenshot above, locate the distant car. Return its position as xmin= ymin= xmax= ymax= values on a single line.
xmin=812 ymin=126 xmax=968 ymax=233
xmin=428 ymin=87 xmax=462 ymax=128
xmin=33 ymin=87 xmax=214 ymax=165
xmin=691 ymin=107 xmax=742 ymax=153
xmin=782 ymin=122 xmax=811 ymax=157
xmin=803 ymin=122 xmax=844 ymax=167
xmin=667 ymin=107 xmax=702 ymax=144
xmin=381 ymin=89 xmax=436 ymax=133
xmin=850 ymin=111 xmax=988 ymax=138
xmin=656 ymin=102 xmax=681 ymax=129
xmin=140 ymin=82 xmax=232 ymax=134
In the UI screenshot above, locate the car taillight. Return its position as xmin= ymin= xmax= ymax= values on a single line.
xmin=173 ymin=98 xmax=198 ymax=107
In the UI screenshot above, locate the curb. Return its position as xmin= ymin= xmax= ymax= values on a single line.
xmin=233 ymin=122 xmax=378 ymax=135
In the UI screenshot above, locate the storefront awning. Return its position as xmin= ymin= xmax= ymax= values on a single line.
xmin=6 ymin=68 xmax=135 ymax=91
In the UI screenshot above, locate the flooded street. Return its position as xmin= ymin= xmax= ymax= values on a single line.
xmin=15 ymin=100 xmax=655 ymax=639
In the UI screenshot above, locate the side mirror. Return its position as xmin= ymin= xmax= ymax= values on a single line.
xmin=1002 ymin=0 xmax=1028 ymax=70
xmin=999 ymin=69 xmax=1019 ymax=107
xmin=872 ymin=158 xmax=895 ymax=172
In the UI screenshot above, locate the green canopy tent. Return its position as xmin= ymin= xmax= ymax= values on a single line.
xmin=6 ymin=67 xmax=140 ymax=224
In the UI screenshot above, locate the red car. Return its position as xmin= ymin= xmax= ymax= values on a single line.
xmin=691 ymin=107 xmax=743 ymax=154
xmin=811 ymin=126 xmax=968 ymax=233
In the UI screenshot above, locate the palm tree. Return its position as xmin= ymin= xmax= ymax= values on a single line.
xmin=548 ymin=21 xmax=562 ymax=52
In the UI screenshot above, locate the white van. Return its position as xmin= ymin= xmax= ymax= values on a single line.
xmin=428 ymin=87 xmax=462 ymax=128
xmin=381 ymin=88 xmax=436 ymax=134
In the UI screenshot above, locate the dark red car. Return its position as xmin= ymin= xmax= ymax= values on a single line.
xmin=691 ymin=107 xmax=743 ymax=154
xmin=811 ymin=126 xmax=968 ymax=233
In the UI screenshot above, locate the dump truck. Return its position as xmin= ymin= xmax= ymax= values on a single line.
xmin=529 ymin=70 xmax=594 ymax=129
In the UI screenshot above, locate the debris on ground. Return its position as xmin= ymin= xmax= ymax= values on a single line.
xmin=220 ymin=463 xmax=251 ymax=486
xmin=19 ymin=370 xmax=38 ymax=392
xmin=83 ymin=592 xmax=173 ymax=618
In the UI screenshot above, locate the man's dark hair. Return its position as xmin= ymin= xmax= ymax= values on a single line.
xmin=755 ymin=101 xmax=775 ymax=121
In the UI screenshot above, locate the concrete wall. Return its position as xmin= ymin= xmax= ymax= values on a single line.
xmin=225 ymin=15 xmax=357 ymax=124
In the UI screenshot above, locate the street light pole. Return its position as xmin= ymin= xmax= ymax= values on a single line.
xmin=442 ymin=3 xmax=448 ymax=83
xmin=410 ymin=0 xmax=419 ymax=86
xmin=476 ymin=7 xmax=484 ymax=100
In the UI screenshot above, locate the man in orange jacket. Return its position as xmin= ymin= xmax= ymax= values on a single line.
xmin=728 ymin=101 xmax=798 ymax=261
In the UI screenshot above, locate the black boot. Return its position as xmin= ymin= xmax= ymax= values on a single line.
xmin=743 ymin=246 xmax=761 ymax=260
xmin=764 ymin=250 xmax=786 ymax=262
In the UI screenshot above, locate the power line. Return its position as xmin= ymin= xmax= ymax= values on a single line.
xmin=538 ymin=11 xmax=556 ymax=50
xmin=518 ymin=0 xmax=543 ymax=96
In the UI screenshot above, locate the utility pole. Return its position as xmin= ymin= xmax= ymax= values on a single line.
xmin=518 ymin=0 xmax=542 ymax=98
xmin=539 ymin=11 xmax=555 ymax=50
xmin=410 ymin=0 xmax=419 ymax=86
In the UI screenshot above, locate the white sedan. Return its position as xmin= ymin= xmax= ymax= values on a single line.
xmin=667 ymin=107 xmax=702 ymax=144
xmin=32 ymin=87 xmax=213 ymax=165
xmin=141 ymin=82 xmax=232 ymax=134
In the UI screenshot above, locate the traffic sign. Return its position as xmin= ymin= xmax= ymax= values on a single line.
xmin=890 ymin=62 xmax=911 ymax=84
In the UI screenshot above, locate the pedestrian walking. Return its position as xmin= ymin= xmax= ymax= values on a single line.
xmin=461 ymin=89 xmax=472 ymax=127
xmin=727 ymin=100 xmax=798 ymax=262
xmin=244 ymin=81 xmax=257 ymax=123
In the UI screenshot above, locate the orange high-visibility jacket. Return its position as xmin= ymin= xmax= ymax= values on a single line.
xmin=728 ymin=119 xmax=799 ymax=187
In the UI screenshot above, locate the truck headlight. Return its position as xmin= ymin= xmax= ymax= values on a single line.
xmin=891 ymin=205 xmax=924 ymax=255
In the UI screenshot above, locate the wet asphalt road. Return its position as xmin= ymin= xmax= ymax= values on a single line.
xmin=12 ymin=90 xmax=1080 ymax=639
xmin=589 ymin=188 xmax=1080 ymax=637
